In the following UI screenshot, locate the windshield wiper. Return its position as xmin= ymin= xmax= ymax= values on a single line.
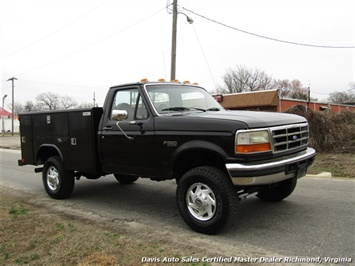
xmin=161 ymin=107 xmax=220 ymax=112
xmin=190 ymin=107 xmax=221 ymax=111
xmin=161 ymin=107 xmax=191 ymax=112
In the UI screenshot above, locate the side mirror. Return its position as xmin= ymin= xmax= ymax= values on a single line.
xmin=112 ymin=110 xmax=128 ymax=121
xmin=110 ymin=110 xmax=133 ymax=141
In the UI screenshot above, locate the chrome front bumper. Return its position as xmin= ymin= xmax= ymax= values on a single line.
xmin=226 ymin=147 xmax=316 ymax=186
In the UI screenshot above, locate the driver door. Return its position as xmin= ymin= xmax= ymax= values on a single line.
xmin=100 ymin=87 xmax=155 ymax=176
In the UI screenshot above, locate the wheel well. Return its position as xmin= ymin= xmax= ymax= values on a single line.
xmin=173 ymin=150 xmax=226 ymax=182
xmin=37 ymin=146 xmax=61 ymax=165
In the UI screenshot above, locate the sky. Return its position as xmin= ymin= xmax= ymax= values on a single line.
xmin=1 ymin=0 xmax=354 ymax=109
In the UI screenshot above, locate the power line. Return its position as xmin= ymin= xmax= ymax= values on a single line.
xmin=15 ymin=7 xmax=166 ymax=77
xmin=183 ymin=7 xmax=355 ymax=49
xmin=192 ymin=25 xmax=216 ymax=87
xmin=2 ymin=0 xmax=108 ymax=59
xmin=14 ymin=78 xmax=105 ymax=90
xmin=312 ymin=91 xmax=330 ymax=95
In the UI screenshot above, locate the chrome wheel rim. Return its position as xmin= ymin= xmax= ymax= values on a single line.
xmin=47 ymin=166 xmax=60 ymax=191
xmin=186 ymin=183 xmax=216 ymax=221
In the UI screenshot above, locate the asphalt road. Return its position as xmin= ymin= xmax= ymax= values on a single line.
xmin=1 ymin=148 xmax=354 ymax=264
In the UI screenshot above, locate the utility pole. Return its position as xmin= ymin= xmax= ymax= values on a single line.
xmin=307 ymin=84 xmax=311 ymax=111
xmin=7 ymin=77 xmax=17 ymax=136
xmin=170 ymin=0 xmax=178 ymax=81
xmin=2 ymin=94 xmax=8 ymax=136
xmin=169 ymin=0 xmax=193 ymax=81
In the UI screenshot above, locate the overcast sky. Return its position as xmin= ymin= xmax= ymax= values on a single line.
xmin=1 ymin=0 xmax=354 ymax=108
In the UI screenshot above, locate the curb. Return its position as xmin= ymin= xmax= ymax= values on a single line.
xmin=306 ymin=172 xmax=332 ymax=178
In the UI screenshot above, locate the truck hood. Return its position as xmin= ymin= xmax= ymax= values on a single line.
xmin=192 ymin=110 xmax=307 ymax=128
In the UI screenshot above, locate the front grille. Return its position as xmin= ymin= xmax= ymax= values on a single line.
xmin=271 ymin=123 xmax=309 ymax=153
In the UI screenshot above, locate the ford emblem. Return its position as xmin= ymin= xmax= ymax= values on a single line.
xmin=292 ymin=135 xmax=298 ymax=140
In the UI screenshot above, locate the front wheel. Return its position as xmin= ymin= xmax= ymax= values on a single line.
xmin=176 ymin=166 xmax=239 ymax=234
xmin=257 ymin=177 xmax=297 ymax=202
xmin=42 ymin=156 xmax=74 ymax=199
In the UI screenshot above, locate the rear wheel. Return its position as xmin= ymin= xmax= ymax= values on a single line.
xmin=42 ymin=156 xmax=74 ymax=199
xmin=176 ymin=166 xmax=239 ymax=234
xmin=257 ymin=177 xmax=297 ymax=202
xmin=114 ymin=174 xmax=139 ymax=184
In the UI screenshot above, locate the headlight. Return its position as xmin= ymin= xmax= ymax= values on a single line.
xmin=235 ymin=130 xmax=271 ymax=153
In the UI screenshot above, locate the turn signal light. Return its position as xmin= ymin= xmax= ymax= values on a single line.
xmin=236 ymin=143 xmax=271 ymax=153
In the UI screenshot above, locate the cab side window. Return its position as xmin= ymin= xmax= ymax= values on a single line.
xmin=112 ymin=89 xmax=149 ymax=121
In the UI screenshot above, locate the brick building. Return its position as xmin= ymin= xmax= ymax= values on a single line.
xmin=213 ymin=90 xmax=355 ymax=113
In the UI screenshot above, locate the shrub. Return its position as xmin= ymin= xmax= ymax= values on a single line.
xmin=284 ymin=105 xmax=355 ymax=153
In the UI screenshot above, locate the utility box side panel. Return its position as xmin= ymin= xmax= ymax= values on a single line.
xmin=67 ymin=108 xmax=103 ymax=173
xmin=32 ymin=112 xmax=70 ymax=166
xmin=33 ymin=113 xmax=69 ymax=137
xmin=19 ymin=115 xmax=35 ymax=165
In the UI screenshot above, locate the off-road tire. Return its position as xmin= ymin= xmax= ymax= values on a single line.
xmin=257 ymin=177 xmax=297 ymax=202
xmin=42 ymin=156 xmax=74 ymax=199
xmin=176 ymin=166 xmax=239 ymax=234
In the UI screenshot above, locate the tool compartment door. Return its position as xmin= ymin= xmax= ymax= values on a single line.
xmin=68 ymin=108 xmax=103 ymax=173
xmin=19 ymin=115 xmax=35 ymax=165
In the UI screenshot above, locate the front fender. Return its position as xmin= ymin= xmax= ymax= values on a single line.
xmin=171 ymin=140 xmax=229 ymax=167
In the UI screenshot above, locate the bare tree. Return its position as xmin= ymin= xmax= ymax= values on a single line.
xmin=19 ymin=92 xmax=95 ymax=112
xmin=60 ymin=95 xmax=78 ymax=109
xmin=35 ymin=92 xmax=60 ymax=110
xmin=328 ymin=91 xmax=355 ymax=104
xmin=218 ymin=65 xmax=275 ymax=94
xmin=23 ymin=101 xmax=37 ymax=112
xmin=273 ymin=79 xmax=309 ymax=100
xmin=7 ymin=102 xmax=24 ymax=116
xmin=78 ymin=102 xmax=95 ymax=108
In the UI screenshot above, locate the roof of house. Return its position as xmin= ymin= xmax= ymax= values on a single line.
xmin=219 ymin=90 xmax=279 ymax=109
xmin=0 ymin=107 xmax=14 ymax=117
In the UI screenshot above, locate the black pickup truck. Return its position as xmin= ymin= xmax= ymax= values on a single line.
xmin=18 ymin=81 xmax=316 ymax=234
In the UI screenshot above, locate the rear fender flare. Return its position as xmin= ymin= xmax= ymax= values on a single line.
xmin=36 ymin=144 xmax=64 ymax=165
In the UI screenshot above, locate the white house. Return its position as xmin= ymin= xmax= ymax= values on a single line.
xmin=0 ymin=107 xmax=20 ymax=133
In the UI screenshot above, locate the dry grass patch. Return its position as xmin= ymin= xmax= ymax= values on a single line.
xmin=308 ymin=153 xmax=355 ymax=178
xmin=0 ymin=194 xmax=204 ymax=266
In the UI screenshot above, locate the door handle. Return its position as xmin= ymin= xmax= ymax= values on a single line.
xmin=129 ymin=121 xmax=145 ymax=134
xmin=103 ymin=126 xmax=112 ymax=131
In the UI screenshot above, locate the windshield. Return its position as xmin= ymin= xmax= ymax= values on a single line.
xmin=145 ymin=84 xmax=224 ymax=114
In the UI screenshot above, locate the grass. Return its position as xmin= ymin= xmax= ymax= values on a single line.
xmin=0 ymin=194 xmax=209 ymax=266
xmin=308 ymin=153 xmax=355 ymax=178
